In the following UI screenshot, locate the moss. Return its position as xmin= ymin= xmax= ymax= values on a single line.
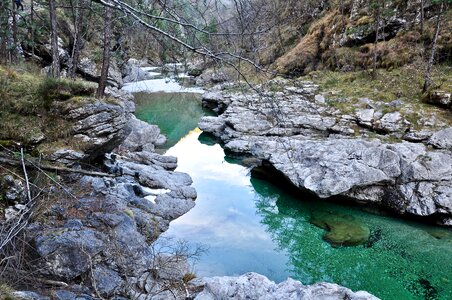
xmin=0 ymin=284 xmax=18 ymax=300
xmin=310 ymin=211 xmax=371 ymax=247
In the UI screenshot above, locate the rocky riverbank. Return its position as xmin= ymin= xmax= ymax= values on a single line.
xmin=199 ymin=79 xmax=452 ymax=226
xmin=1 ymin=64 xmax=381 ymax=299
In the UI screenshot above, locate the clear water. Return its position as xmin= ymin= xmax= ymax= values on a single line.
xmin=135 ymin=92 xmax=452 ymax=300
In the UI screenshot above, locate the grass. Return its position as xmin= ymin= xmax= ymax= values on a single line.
xmin=0 ymin=65 xmax=98 ymax=148
xmin=303 ymin=64 xmax=452 ymax=128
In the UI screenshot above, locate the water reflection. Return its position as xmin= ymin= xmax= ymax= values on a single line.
xmin=161 ymin=129 xmax=292 ymax=281
xmin=137 ymin=94 xmax=452 ymax=300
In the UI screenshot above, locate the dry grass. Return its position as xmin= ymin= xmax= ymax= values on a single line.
xmin=0 ymin=65 xmax=96 ymax=149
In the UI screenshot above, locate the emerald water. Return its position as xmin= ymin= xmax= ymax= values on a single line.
xmin=135 ymin=91 xmax=452 ymax=300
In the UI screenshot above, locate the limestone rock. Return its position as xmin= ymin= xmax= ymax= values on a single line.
xmin=425 ymin=90 xmax=451 ymax=109
xmin=120 ymin=116 xmax=166 ymax=152
xmin=190 ymin=273 xmax=379 ymax=300
xmin=428 ymin=127 xmax=452 ymax=150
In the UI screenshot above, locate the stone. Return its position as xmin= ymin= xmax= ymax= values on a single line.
xmin=355 ymin=109 xmax=375 ymax=127
xmin=53 ymin=290 xmax=77 ymax=300
xmin=428 ymin=128 xmax=452 ymax=150
xmin=190 ymin=273 xmax=378 ymax=300
xmin=310 ymin=211 xmax=371 ymax=247
xmin=425 ymin=90 xmax=451 ymax=109
xmin=35 ymin=230 xmax=105 ymax=280
xmin=119 ymin=116 xmax=166 ymax=152
xmin=122 ymin=59 xmax=152 ymax=83
xmin=13 ymin=291 xmax=50 ymax=300
xmin=374 ymin=112 xmax=404 ymax=133
xmin=93 ymin=265 xmax=124 ymax=296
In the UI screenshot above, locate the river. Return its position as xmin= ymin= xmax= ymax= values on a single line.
xmin=128 ymin=69 xmax=452 ymax=300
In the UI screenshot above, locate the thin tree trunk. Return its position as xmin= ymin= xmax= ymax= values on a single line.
xmin=30 ymin=0 xmax=35 ymax=56
xmin=49 ymin=0 xmax=60 ymax=78
xmin=423 ymin=2 xmax=443 ymax=93
xmin=11 ymin=0 xmax=17 ymax=63
xmin=372 ymin=4 xmax=380 ymax=79
xmin=420 ymin=0 xmax=424 ymax=36
xmin=97 ymin=6 xmax=112 ymax=98
xmin=0 ymin=1 xmax=8 ymax=64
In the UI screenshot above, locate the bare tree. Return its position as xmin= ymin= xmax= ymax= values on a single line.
xmin=49 ymin=0 xmax=60 ymax=78
xmin=423 ymin=1 xmax=444 ymax=92
xmin=97 ymin=5 xmax=113 ymax=98
xmin=0 ymin=0 xmax=8 ymax=64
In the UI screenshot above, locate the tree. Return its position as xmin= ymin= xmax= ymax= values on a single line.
xmin=0 ymin=1 xmax=9 ymax=64
xmin=422 ymin=0 xmax=449 ymax=92
xmin=97 ymin=5 xmax=113 ymax=98
xmin=49 ymin=0 xmax=60 ymax=78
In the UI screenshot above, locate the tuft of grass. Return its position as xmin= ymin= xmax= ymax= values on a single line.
xmin=36 ymin=76 xmax=95 ymax=108
xmin=182 ymin=272 xmax=196 ymax=283
xmin=0 ymin=284 xmax=18 ymax=300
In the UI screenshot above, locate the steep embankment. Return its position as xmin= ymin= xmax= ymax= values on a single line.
xmin=267 ymin=1 xmax=452 ymax=76
xmin=0 ymin=67 xmax=198 ymax=298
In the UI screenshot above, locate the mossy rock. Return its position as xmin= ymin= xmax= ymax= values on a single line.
xmin=310 ymin=211 xmax=371 ymax=247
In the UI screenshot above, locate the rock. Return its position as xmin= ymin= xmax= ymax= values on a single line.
xmin=78 ymin=57 xmax=123 ymax=88
xmin=374 ymin=112 xmax=405 ymax=133
xmin=119 ymin=116 xmax=166 ymax=152
xmin=355 ymin=109 xmax=375 ymax=127
xmin=314 ymin=94 xmax=326 ymax=104
xmin=196 ymin=69 xmax=230 ymax=86
xmin=190 ymin=273 xmax=378 ymax=300
xmin=35 ymin=229 xmax=106 ymax=280
xmin=47 ymin=149 xmax=85 ymax=166
xmin=93 ymin=265 xmax=124 ymax=296
xmin=122 ymin=59 xmax=152 ymax=83
xmin=403 ymin=130 xmax=433 ymax=142
xmin=199 ymin=81 xmax=452 ymax=223
xmin=53 ymin=290 xmax=77 ymax=300
xmin=310 ymin=211 xmax=371 ymax=247
xmin=2 ymin=175 xmax=27 ymax=203
xmin=13 ymin=291 xmax=50 ymax=300
xmin=425 ymin=90 xmax=451 ymax=109
xmin=428 ymin=127 xmax=452 ymax=150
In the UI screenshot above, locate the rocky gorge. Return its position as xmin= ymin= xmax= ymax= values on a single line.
xmin=199 ymin=79 xmax=452 ymax=225
xmin=0 ymin=63 xmax=381 ymax=300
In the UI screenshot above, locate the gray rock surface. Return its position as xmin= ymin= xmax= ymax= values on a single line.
xmin=199 ymin=80 xmax=452 ymax=224
xmin=23 ymin=88 xmax=197 ymax=299
xmin=122 ymin=59 xmax=153 ymax=83
xmin=429 ymin=127 xmax=452 ymax=150
xmin=190 ymin=273 xmax=379 ymax=300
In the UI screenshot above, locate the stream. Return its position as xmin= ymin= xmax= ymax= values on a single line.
xmin=129 ymin=67 xmax=452 ymax=300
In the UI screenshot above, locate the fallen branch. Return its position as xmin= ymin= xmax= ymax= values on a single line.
xmin=0 ymin=156 xmax=114 ymax=178
xmin=20 ymin=148 xmax=32 ymax=203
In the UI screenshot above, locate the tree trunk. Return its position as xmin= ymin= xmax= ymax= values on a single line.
xmin=97 ymin=6 xmax=112 ymax=98
xmin=11 ymin=0 xmax=17 ymax=63
xmin=0 ymin=1 xmax=8 ymax=64
xmin=420 ymin=0 xmax=424 ymax=36
xmin=423 ymin=2 xmax=443 ymax=93
xmin=372 ymin=4 xmax=380 ymax=80
xmin=49 ymin=0 xmax=60 ymax=78
xmin=30 ymin=0 xmax=35 ymax=56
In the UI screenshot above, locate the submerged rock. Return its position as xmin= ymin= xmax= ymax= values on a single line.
xmin=310 ymin=212 xmax=371 ymax=247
